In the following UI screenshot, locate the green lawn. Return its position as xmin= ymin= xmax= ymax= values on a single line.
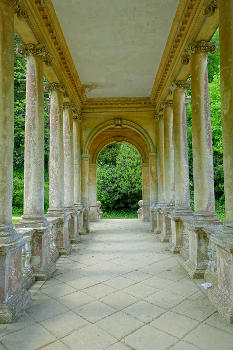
xmin=102 ymin=211 xmax=138 ymax=219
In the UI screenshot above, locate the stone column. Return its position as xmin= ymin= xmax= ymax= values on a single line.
xmin=81 ymin=154 xmax=90 ymax=232
xmin=163 ymin=101 xmax=175 ymax=206
xmin=183 ymin=41 xmax=218 ymax=278
xmin=154 ymin=115 xmax=165 ymax=234
xmin=48 ymin=83 xmax=65 ymax=215
xmin=219 ymin=0 xmax=233 ymax=225
xmin=170 ymin=81 xmax=192 ymax=253
xmin=149 ymin=152 xmax=158 ymax=231
xmin=190 ymin=41 xmax=217 ymax=219
xmin=73 ymin=113 xmax=84 ymax=233
xmin=47 ymin=83 xmax=71 ymax=255
xmin=142 ymin=163 xmax=150 ymax=221
xmin=157 ymin=116 xmax=165 ymax=204
xmin=18 ymin=44 xmax=48 ymax=227
xmin=0 ymin=0 xmax=30 ymax=322
xmin=89 ymin=164 xmax=98 ymax=222
xmin=173 ymin=81 xmax=191 ymax=212
xmin=63 ymin=103 xmax=78 ymax=243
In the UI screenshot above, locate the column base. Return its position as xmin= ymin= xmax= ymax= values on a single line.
xmin=47 ymin=211 xmax=72 ymax=256
xmin=65 ymin=207 xmax=79 ymax=244
xmin=31 ymin=225 xmax=56 ymax=281
xmin=183 ymin=259 xmax=206 ymax=279
xmin=169 ymin=208 xmax=193 ymax=254
xmin=20 ymin=215 xmax=49 ymax=228
xmin=75 ymin=203 xmax=85 ymax=235
xmin=0 ymin=287 xmax=30 ymax=324
xmin=0 ymin=235 xmax=31 ymax=323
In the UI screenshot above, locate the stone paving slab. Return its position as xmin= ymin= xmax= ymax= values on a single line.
xmin=0 ymin=219 xmax=232 ymax=350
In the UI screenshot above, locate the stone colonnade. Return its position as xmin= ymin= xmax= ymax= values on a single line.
xmin=151 ymin=2 xmax=233 ymax=323
xmin=0 ymin=0 xmax=233 ymax=325
xmin=0 ymin=0 xmax=88 ymax=322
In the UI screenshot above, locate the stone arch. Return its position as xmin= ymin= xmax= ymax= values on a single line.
xmin=84 ymin=118 xmax=155 ymax=155
xmin=91 ymin=136 xmax=146 ymax=164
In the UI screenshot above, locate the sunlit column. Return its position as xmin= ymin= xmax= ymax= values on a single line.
xmin=157 ymin=116 xmax=165 ymax=203
xmin=63 ymin=103 xmax=74 ymax=209
xmin=47 ymin=83 xmax=65 ymax=215
xmin=81 ymin=154 xmax=90 ymax=232
xmin=190 ymin=41 xmax=217 ymax=217
xmin=173 ymin=80 xmax=191 ymax=211
xmin=219 ymin=0 xmax=233 ymax=225
xmin=0 ymin=0 xmax=30 ymax=322
xmin=19 ymin=44 xmax=48 ymax=226
xmin=163 ymin=101 xmax=175 ymax=206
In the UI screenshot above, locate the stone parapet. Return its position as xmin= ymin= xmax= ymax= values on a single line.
xmin=205 ymin=230 xmax=233 ymax=323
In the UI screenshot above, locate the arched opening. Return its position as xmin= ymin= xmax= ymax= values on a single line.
xmin=96 ymin=142 xmax=142 ymax=219
xmin=87 ymin=124 xmax=153 ymax=222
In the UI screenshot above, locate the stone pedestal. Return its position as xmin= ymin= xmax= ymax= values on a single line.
xmin=47 ymin=212 xmax=72 ymax=256
xmin=183 ymin=218 xmax=220 ymax=279
xmin=159 ymin=207 xmax=173 ymax=242
xmin=30 ymin=223 xmax=56 ymax=280
xmin=0 ymin=237 xmax=30 ymax=323
xmin=89 ymin=205 xmax=99 ymax=222
xmin=207 ymin=232 xmax=233 ymax=323
xmin=67 ymin=208 xmax=79 ymax=244
xmin=169 ymin=209 xmax=193 ymax=253
xmin=16 ymin=227 xmax=35 ymax=290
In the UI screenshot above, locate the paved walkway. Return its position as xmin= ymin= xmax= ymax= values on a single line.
xmin=1 ymin=219 xmax=233 ymax=350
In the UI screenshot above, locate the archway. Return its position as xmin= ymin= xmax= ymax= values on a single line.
xmin=87 ymin=124 xmax=153 ymax=222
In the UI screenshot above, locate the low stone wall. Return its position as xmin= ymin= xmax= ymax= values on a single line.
xmin=151 ymin=207 xmax=233 ymax=323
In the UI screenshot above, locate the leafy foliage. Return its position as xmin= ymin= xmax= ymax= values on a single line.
xmin=97 ymin=143 xmax=142 ymax=212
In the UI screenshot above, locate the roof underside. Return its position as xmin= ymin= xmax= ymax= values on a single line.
xmin=52 ymin=0 xmax=179 ymax=98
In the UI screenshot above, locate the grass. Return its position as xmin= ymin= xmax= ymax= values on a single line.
xmin=13 ymin=219 xmax=20 ymax=224
xmin=102 ymin=210 xmax=138 ymax=219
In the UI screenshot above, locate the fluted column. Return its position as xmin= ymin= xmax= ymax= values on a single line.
xmin=219 ymin=0 xmax=233 ymax=225
xmin=47 ymin=83 xmax=65 ymax=215
xmin=190 ymin=41 xmax=217 ymax=218
xmin=63 ymin=103 xmax=74 ymax=209
xmin=81 ymin=154 xmax=90 ymax=232
xmin=19 ymin=44 xmax=48 ymax=226
xmin=0 ymin=0 xmax=30 ymax=322
xmin=173 ymin=81 xmax=191 ymax=211
xmin=163 ymin=101 xmax=175 ymax=206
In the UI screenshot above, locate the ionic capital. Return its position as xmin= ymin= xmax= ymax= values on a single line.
xmin=154 ymin=114 xmax=163 ymax=121
xmin=204 ymin=0 xmax=218 ymax=16
xmin=181 ymin=49 xmax=190 ymax=65
xmin=189 ymin=40 xmax=217 ymax=55
xmin=164 ymin=100 xmax=173 ymax=108
xmin=63 ymin=102 xmax=77 ymax=111
xmin=46 ymin=82 xmax=65 ymax=93
xmin=17 ymin=43 xmax=53 ymax=65
xmin=10 ymin=0 xmax=28 ymax=18
xmin=173 ymin=80 xmax=191 ymax=90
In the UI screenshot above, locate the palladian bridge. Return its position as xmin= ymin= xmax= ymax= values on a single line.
xmin=0 ymin=0 xmax=233 ymax=348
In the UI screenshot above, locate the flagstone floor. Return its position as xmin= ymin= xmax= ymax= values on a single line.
xmin=0 ymin=219 xmax=233 ymax=350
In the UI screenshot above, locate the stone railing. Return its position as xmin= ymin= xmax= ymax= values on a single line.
xmin=15 ymin=211 xmax=79 ymax=290
xmin=152 ymin=205 xmax=233 ymax=323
